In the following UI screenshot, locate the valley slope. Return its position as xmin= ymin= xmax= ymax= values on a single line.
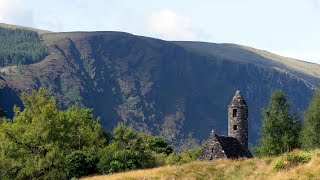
xmin=0 ymin=26 xmax=318 ymax=148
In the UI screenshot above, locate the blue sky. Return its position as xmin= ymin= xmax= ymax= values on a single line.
xmin=0 ymin=0 xmax=319 ymax=63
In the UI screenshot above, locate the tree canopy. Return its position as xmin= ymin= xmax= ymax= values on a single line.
xmin=0 ymin=88 xmax=179 ymax=179
xmin=300 ymin=88 xmax=320 ymax=150
xmin=254 ymin=90 xmax=301 ymax=156
xmin=0 ymin=88 xmax=106 ymax=179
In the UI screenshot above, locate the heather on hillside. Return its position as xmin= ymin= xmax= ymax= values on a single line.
xmin=0 ymin=27 xmax=47 ymax=66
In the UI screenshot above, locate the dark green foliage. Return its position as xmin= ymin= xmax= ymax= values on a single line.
xmin=0 ymin=108 xmax=4 ymax=117
xmin=144 ymin=136 xmax=173 ymax=155
xmin=0 ymin=27 xmax=47 ymax=66
xmin=97 ymin=123 xmax=174 ymax=174
xmin=300 ymin=89 xmax=320 ymax=150
xmin=0 ymin=88 xmax=174 ymax=179
xmin=254 ymin=90 xmax=301 ymax=156
xmin=0 ymin=88 xmax=106 ymax=179
xmin=65 ymin=150 xmax=98 ymax=179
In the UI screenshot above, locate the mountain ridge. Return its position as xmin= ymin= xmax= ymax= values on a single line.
xmin=0 ymin=24 xmax=318 ymax=148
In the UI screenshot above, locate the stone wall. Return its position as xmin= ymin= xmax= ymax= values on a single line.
xmin=228 ymin=90 xmax=248 ymax=150
xmin=198 ymin=131 xmax=226 ymax=161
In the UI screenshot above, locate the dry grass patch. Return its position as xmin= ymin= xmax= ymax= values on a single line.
xmin=83 ymin=149 xmax=320 ymax=180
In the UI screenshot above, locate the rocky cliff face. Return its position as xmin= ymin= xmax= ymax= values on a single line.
xmin=0 ymin=31 xmax=317 ymax=149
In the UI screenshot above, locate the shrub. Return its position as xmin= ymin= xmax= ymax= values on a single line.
xmin=272 ymin=152 xmax=311 ymax=171
xmin=65 ymin=150 xmax=99 ymax=179
xmin=272 ymin=159 xmax=286 ymax=171
xmin=286 ymin=152 xmax=311 ymax=165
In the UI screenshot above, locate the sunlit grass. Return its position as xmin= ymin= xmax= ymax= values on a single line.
xmin=82 ymin=149 xmax=320 ymax=180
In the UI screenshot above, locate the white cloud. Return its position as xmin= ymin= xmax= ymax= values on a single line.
xmin=0 ymin=0 xmax=33 ymax=26
xmin=147 ymin=9 xmax=199 ymax=41
xmin=37 ymin=13 xmax=63 ymax=32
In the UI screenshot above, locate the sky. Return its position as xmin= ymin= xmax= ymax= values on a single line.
xmin=0 ymin=0 xmax=319 ymax=63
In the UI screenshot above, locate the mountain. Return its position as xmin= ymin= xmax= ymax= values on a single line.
xmin=0 ymin=25 xmax=318 ymax=148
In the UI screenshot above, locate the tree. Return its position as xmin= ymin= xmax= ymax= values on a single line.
xmin=300 ymin=89 xmax=320 ymax=150
xmin=254 ymin=90 xmax=301 ymax=156
xmin=143 ymin=135 xmax=173 ymax=155
xmin=0 ymin=88 xmax=106 ymax=179
xmin=97 ymin=123 xmax=173 ymax=174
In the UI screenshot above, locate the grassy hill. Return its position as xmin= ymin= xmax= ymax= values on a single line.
xmin=83 ymin=149 xmax=320 ymax=180
xmin=174 ymin=41 xmax=320 ymax=85
xmin=0 ymin=24 xmax=319 ymax=148
xmin=0 ymin=22 xmax=51 ymax=34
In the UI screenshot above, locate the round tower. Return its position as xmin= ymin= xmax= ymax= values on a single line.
xmin=228 ymin=90 xmax=248 ymax=150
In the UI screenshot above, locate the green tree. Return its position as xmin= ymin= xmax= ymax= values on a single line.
xmin=0 ymin=88 xmax=105 ymax=179
xmin=143 ymin=135 xmax=173 ymax=155
xmin=254 ymin=90 xmax=301 ymax=156
xmin=300 ymin=89 xmax=320 ymax=150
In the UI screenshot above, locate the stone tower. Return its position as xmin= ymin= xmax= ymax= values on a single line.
xmin=228 ymin=90 xmax=248 ymax=150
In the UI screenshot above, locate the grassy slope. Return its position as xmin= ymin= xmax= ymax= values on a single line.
xmin=0 ymin=22 xmax=51 ymax=34
xmin=237 ymin=44 xmax=320 ymax=78
xmin=174 ymin=41 xmax=320 ymax=85
xmin=83 ymin=150 xmax=320 ymax=180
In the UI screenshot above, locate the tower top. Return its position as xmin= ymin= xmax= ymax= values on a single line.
xmin=228 ymin=90 xmax=247 ymax=107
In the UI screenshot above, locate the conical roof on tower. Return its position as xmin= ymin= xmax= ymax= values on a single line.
xmin=228 ymin=90 xmax=247 ymax=107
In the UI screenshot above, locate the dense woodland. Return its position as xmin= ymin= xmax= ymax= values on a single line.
xmin=0 ymin=27 xmax=47 ymax=66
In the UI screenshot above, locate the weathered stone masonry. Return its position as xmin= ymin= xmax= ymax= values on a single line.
xmin=198 ymin=90 xmax=252 ymax=161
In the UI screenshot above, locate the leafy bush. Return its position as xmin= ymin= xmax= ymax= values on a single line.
xmin=272 ymin=152 xmax=311 ymax=171
xmin=97 ymin=123 xmax=172 ymax=174
xmin=65 ymin=150 xmax=98 ymax=178
xmin=272 ymin=159 xmax=286 ymax=171
xmin=286 ymin=152 xmax=311 ymax=164
xmin=164 ymin=147 xmax=202 ymax=165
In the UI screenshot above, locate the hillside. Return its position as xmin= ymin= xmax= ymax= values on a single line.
xmin=174 ymin=41 xmax=320 ymax=85
xmin=82 ymin=150 xmax=320 ymax=180
xmin=0 ymin=23 xmax=51 ymax=34
xmin=0 ymin=25 xmax=319 ymax=148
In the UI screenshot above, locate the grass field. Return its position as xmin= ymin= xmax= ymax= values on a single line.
xmin=83 ymin=149 xmax=320 ymax=180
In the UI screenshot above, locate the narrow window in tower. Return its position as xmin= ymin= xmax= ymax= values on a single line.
xmin=212 ymin=148 xmax=214 ymax=153
xmin=233 ymin=109 xmax=237 ymax=117
xmin=233 ymin=125 xmax=237 ymax=130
